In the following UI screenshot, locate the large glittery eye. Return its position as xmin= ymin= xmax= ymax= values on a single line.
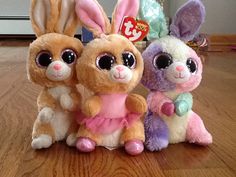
xmin=153 ymin=53 xmax=173 ymax=70
xmin=61 ymin=49 xmax=77 ymax=64
xmin=186 ymin=58 xmax=197 ymax=73
xmin=122 ymin=51 xmax=136 ymax=69
xmin=36 ymin=51 xmax=52 ymax=67
xmin=96 ymin=53 xmax=115 ymax=70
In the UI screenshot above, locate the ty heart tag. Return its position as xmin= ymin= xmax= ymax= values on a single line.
xmin=120 ymin=16 xmax=149 ymax=43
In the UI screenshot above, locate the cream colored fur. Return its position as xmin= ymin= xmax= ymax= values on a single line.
xmin=163 ymin=114 xmax=189 ymax=143
xmin=46 ymin=61 xmax=72 ymax=81
xmin=99 ymin=128 xmax=123 ymax=150
xmin=158 ymin=36 xmax=190 ymax=62
xmin=110 ymin=65 xmax=133 ymax=84
xmin=166 ymin=62 xmax=191 ymax=84
xmin=162 ymin=90 xmax=189 ymax=143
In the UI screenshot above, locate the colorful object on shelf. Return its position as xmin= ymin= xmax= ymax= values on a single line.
xmin=74 ymin=0 xmax=147 ymax=155
xmin=141 ymin=0 xmax=212 ymax=151
xmin=138 ymin=0 xmax=168 ymax=40
xmin=188 ymin=33 xmax=209 ymax=51
xmin=82 ymin=27 xmax=94 ymax=43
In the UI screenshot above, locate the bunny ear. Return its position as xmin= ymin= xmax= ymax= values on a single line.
xmin=30 ymin=0 xmax=58 ymax=37
xmin=56 ymin=0 xmax=79 ymax=36
xmin=111 ymin=0 xmax=140 ymax=34
xmin=75 ymin=0 xmax=111 ymax=37
xmin=170 ymin=0 xmax=206 ymax=42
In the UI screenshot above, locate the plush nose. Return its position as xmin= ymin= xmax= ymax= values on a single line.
xmin=176 ymin=65 xmax=184 ymax=72
xmin=53 ymin=64 xmax=62 ymax=71
xmin=116 ymin=66 xmax=124 ymax=72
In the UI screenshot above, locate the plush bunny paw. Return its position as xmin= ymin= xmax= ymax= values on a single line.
xmin=31 ymin=134 xmax=53 ymax=149
xmin=38 ymin=107 xmax=55 ymax=123
xmin=175 ymin=100 xmax=189 ymax=117
xmin=161 ymin=102 xmax=175 ymax=116
xmin=125 ymin=140 xmax=144 ymax=156
xmin=60 ymin=94 xmax=73 ymax=111
xmin=66 ymin=133 xmax=77 ymax=147
xmin=76 ymin=137 xmax=96 ymax=152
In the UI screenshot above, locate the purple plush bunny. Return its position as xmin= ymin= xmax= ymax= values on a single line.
xmin=142 ymin=0 xmax=212 ymax=151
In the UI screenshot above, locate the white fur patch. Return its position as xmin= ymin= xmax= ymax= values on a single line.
xmin=60 ymin=94 xmax=74 ymax=110
xmin=99 ymin=129 xmax=123 ymax=150
xmin=110 ymin=65 xmax=133 ymax=83
xmin=163 ymin=113 xmax=189 ymax=143
xmin=46 ymin=61 xmax=71 ymax=81
xmin=158 ymin=36 xmax=190 ymax=62
xmin=31 ymin=134 xmax=53 ymax=149
xmin=50 ymin=108 xmax=72 ymax=141
xmin=38 ymin=107 xmax=55 ymax=123
xmin=166 ymin=62 xmax=191 ymax=84
xmin=66 ymin=133 xmax=77 ymax=147
xmin=48 ymin=86 xmax=71 ymax=100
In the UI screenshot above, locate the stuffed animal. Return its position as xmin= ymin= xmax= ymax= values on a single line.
xmin=27 ymin=0 xmax=83 ymax=149
xmin=74 ymin=0 xmax=147 ymax=155
xmin=141 ymin=0 xmax=212 ymax=151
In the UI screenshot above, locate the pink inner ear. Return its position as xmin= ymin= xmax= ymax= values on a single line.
xmin=113 ymin=0 xmax=140 ymax=34
xmin=75 ymin=0 xmax=106 ymax=35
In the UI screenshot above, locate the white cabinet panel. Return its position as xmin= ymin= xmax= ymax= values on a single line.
xmin=0 ymin=0 xmax=117 ymax=35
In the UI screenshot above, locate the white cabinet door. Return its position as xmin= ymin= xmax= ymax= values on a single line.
xmin=0 ymin=0 xmax=117 ymax=35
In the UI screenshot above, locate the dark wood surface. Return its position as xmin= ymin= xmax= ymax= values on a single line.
xmin=0 ymin=43 xmax=235 ymax=177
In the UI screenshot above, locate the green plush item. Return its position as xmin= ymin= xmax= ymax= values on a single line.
xmin=138 ymin=0 xmax=168 ymax=40
xmin=175 ymin=93 xmax=193 ymax=116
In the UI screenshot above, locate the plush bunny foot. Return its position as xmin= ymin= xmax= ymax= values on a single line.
xmin=76 ymin=137 xmax=96 ymax=152
xmin=144 ymin=112 xmax=169 ymax=151
xmin=125 ymin=140 xmax=144 ymax=156
xmin=66 ymin=133 xmax=77 ymax=147
xmin=186 ymin=112 xmax=212 ymax=146
xmin=31 ymin=134 xmax=53 ymax=149
xmin=145 ymin=136 xmax=169 ymax=152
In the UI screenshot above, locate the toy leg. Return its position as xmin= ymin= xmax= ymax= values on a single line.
xmin=31 ymin=120 xmax=55 ymax=149
xmin=76 ymin=125 xmax=100 ymax=152
xmin=121 ymin=119 xmax=145 ymax=155
xmin=144 ymin=111 xmax=169 ymax=151
xmin=66 ymin=116 xmax=79 ymax=147
xmin=186 ymin=111 xmax=212 ymax=145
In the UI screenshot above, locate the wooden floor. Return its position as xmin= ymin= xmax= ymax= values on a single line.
xmin=0 ymin=42 xmax=236 ymax=177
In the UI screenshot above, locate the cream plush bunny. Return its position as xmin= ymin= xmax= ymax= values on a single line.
xmin=74 ymin=0 xmax=147 ymax=155
xmin=27 ymin=0 xmax=83 ymax=149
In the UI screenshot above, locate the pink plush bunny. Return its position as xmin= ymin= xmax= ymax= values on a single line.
xmin=74 ymin=0 xmax=147 ymax=155
xmin=141 ymin=0 xmax=212 ymax=151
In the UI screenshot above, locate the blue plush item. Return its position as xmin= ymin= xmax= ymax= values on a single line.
xmin=175 ymin=93 xmax=193 ymax=116
xmin=138 ymin=0 xmax=168 ymax=40
xmin=82 ymin=27 xmax=94 ymax=43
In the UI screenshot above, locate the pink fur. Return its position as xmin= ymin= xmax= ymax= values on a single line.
xmin=186 ymin=111 xmax=212 ymax=145
xmin=177 ymin=48 xmax=203 ymax=92
xmin=112 ymin=0 xmax=140 ymax=33
xmin=147 ymin=91 xmax=173 ymax=116
xmin=75 ymin=0 xmax=107 ymax=35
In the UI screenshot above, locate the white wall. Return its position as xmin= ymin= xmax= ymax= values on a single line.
xmin=0 ymin=0 xmax=116 ymax=16
xmin=0 ymin=0 xmax=235 ymax=35
xmin=0 ymin=0 xmax=30 ymax=16
xmin=169 ymin=0 xmax=236 ymax=34
xmin=0 ymin=0 xmax=117 ymax=35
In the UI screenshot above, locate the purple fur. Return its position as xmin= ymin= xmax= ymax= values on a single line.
xmin=144 ymin=111 xmax=169 ymax=151
xmin=170 ymin=0 xmax=206 ymax=42
xmin=141 ymin=42 xmax=176 ymax=92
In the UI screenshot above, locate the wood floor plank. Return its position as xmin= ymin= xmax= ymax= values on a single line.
xmin=0 ymin=43 xmax=236 ymax=177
